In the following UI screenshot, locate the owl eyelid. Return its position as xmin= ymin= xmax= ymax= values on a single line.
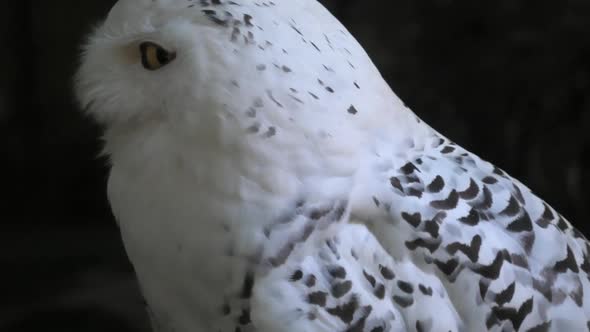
xmin=139 ymin=41 xmax=176 ymax=71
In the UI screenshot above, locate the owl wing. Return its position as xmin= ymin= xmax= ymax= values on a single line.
xmin=250 ymin=132 xmax=590 ymax=332
xmin=350 ymin=132 xmax=590 ymax=331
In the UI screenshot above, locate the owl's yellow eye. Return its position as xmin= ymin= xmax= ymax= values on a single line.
xmin=139 ymin=42 xmax=176 ymax=71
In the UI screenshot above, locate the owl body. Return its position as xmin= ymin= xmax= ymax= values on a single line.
xmin=77 ymin=0 xmax=590 ymax=331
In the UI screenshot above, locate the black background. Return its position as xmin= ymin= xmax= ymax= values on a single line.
xmin=1 ymin=1 xmax=588 ymax=331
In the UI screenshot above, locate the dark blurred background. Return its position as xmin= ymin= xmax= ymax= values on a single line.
xmin=1 ymin=1 xmax=588 ymax=331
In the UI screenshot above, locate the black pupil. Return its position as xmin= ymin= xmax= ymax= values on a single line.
xmin=156 ymin=47 xmax=169 ymax=64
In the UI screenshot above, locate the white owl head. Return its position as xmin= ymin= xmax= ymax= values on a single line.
xmin=75 ymin=0 xmax=220 ymax=129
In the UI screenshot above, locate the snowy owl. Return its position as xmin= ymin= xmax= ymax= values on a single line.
xmin=75 ymin=0 xmax=590 ymax=331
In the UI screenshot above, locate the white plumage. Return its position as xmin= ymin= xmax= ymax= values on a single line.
xmin=76 ymin=0 xmax=590 ymax=331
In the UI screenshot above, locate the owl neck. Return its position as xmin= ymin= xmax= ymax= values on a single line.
xmin=102 ymin=99 xmax=433 ymax=215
